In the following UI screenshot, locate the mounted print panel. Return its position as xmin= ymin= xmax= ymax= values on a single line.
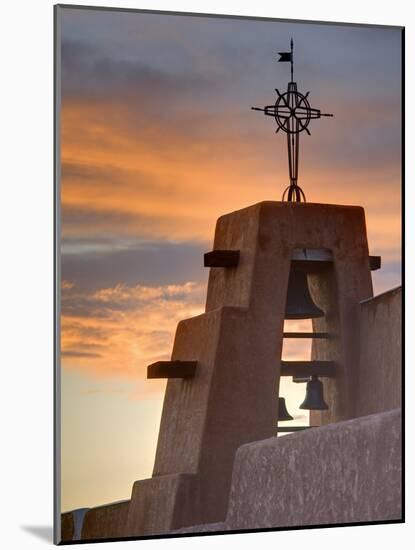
xmin=54 ymin=5 xmax=403 ymax=544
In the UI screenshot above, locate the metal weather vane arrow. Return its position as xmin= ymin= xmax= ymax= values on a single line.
xmin=252 ymin=39 xmax=333 ymax=202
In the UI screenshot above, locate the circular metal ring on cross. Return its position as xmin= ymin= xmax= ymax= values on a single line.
xmin=274 ymin=91 xmax=312 ymax=134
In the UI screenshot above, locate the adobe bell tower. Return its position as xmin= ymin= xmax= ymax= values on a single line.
xmin=125 ymin=200 xmax=379 ymax=535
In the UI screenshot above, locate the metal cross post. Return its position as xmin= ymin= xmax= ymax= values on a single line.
xmin=252 ymin=39 xmax=333 ymax=202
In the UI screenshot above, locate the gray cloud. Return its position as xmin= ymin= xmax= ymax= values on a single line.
xmin=61 ymin=238 xmax=208 ymax=291
xmin=59 ymin=10 xmax=402 ymax=189
xmin=61 ymin=38 xmax=217 ymax=105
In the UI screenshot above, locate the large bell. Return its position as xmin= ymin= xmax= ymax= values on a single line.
xmin=285 ymin=269 xmax=324 ymax=320
xmin=278 ymin=397 xmax=294 ymax=421
xmin=299 ymin=376 xmax=328 ymax=410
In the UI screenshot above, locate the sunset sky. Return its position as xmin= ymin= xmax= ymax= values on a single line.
xmin=59 ymin=6 xmax=402 ymax=512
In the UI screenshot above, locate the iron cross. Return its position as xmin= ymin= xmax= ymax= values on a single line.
xmin=252 ymin=39 xmax=333 ymax=202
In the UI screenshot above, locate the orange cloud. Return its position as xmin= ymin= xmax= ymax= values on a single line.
xmin=60 ymin=91 xmax=401 ymax=395
xmin=61 ymin=275 xmax=314 ymax=380
xmin=61 ymin=96 xmax=401 ymax=256
xmin=61 ymin=280 xmax=205 ymax=397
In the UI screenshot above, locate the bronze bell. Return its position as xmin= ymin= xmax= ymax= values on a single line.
xmin=299 ymin=375 xmax=328 ymax=410
xmin=285 ymin=269 xmax=324 ymax=320
xmin=278 ymin=397 xmax=294 ymax=421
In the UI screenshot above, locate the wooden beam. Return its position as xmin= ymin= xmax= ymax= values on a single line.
xmin=292 ymin=376 xmax=312 ymax=383
xmin=277 ymin=426 xmax=313 ymax=432
xmin=204 ymin=250 xmax=240 ymax=268
xmin=147 ymin=360 xmax=197 ymax=379
xmin=281 ymin=360 xmax=336 ymax=378
xmin=291 ymin=255 xmax=380 ymax=272
xmin=291 ymin=259 xmax=331 ymax=272
xmin=203 ymin=250 xmax=379 ymax=271
xmin=291 ymin=248 xmax=332 ymax=262
xmin=283 ymin=332 xmax=331 ymax=339
xmin=369 ymin=255 xmax=381 ymax=271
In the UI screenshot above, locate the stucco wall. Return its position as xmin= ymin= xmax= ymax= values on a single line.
xmin=60 ymin=508 xmax=89 ymax=542
xmin=80 ymin=501 xmax=129 ymax=541
xmin=174 ymin=409 xmax=401 ymax=533
xmin=356 ymin=286 xmax=401 ymax=418
xmin=60 ymin=511 xmax=74 ymax=542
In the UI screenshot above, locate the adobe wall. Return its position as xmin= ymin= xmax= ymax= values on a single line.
xmin=356 ymin=286 xmax=402 ymax=417
xmin=79 ymin=501 xmax=129 ymax=541
xmin=174 ymin=409 xmax=402 ymax=533
xmin=60 ymin=508 xmax=89 ymax=542
xmin=60 ymin=511 xmax=74 ymax=542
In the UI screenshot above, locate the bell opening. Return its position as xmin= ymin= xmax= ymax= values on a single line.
xmin=284 ymin=268 xmax=325 ymax=320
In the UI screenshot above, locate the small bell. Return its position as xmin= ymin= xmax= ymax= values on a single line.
xmin=278 ymin=397 xmax=294 ymax=421
xmin=299 ymin=375 xmax=328 ymax=410
xmin=285 ymin=269 xmax=324 ymax=320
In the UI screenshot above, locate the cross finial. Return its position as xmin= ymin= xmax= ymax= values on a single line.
xmin=251 ymin=40 xmax=333 ymax=202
